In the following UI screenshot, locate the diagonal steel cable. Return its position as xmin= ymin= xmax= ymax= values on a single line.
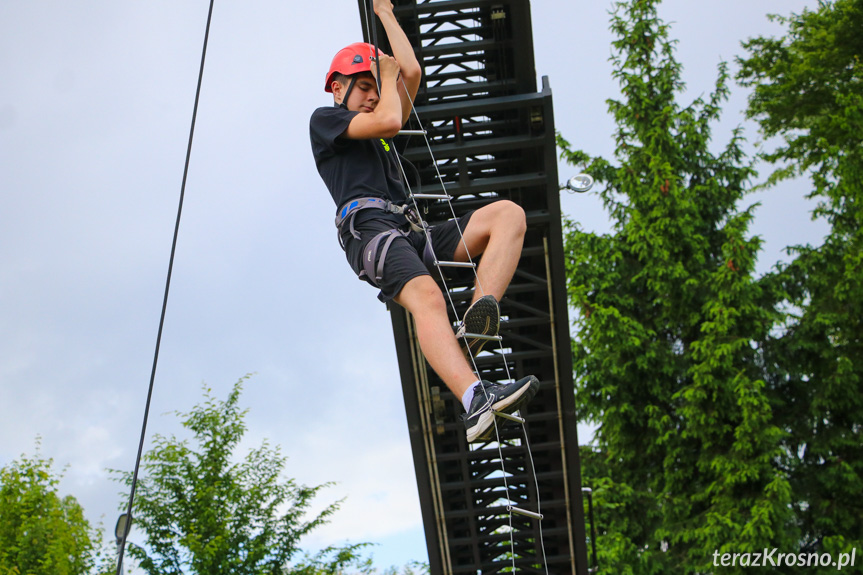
xmin=114 ymin=1 xmax=215 ymax=573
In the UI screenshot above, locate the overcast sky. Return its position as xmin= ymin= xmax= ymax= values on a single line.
xmin=0 ymin=0 xmax=825 ymax=571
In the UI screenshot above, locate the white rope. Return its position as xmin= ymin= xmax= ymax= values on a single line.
xmin=390 ymin=71 xmax=550 ymax=575
xmin=359 ymin=3 xmax=548 ymax=570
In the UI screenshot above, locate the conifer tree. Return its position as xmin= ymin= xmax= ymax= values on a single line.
xmin=559 ymin=1 xmax=793 ymax=571
xmin=738 ymin=0 xmax=863 ymax=558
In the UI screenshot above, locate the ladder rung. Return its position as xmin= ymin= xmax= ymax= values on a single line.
xmin=507 ymin=505 xmax=543 ymax=520
xmin=457 ymin=332 xmax=502 ymax=342
xmin=410 ymin=193 xmax=452 ymax=201
xmin=494 ymin=411 xmax=525 ymax=424
xmin=434 ymin=260 xmax=475 ymax=269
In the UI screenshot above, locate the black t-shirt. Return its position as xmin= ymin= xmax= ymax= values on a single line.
xmin=309 ymin=106 xmax=407 ymax=217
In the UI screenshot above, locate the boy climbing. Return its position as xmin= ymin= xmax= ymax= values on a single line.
xmin=309 ymin=0 xmax=538 ymax=442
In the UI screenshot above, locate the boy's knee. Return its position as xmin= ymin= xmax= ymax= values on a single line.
xmin=397 ymin=275 xmax=446 ymax=314
xmin=495 ymin=200 xmax=526 ymax=234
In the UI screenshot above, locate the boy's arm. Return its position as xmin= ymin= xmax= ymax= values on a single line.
xmin=342 ymin=54 xmax=404 ymax=140
xmin=375 ymin=0 xmax=421 ymax=125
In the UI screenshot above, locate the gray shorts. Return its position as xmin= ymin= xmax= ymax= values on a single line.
xmin=342 ymin=211 xmax=475 ymax=302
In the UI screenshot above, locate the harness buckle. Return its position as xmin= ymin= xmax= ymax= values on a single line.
xmin=402 ymin=204 xmax=426 ymax=233
xmin=333 ymin=197 xmax=436 ymax=289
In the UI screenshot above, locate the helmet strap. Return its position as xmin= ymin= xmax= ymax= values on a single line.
xmin=337 ymin=75 xmax=359 ymax=110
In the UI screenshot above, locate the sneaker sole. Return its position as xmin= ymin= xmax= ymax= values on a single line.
xmin=491 ymin=376 xmax=538 ymax=415
xmin=466 ymin=376 xmax=539 ymax=442
xmin=466 ymin=410 xmax=495 ymax=443
xmin=461 ymin=296 xmax=500 ymax=356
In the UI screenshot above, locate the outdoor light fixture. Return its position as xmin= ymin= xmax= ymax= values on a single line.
xmin=561 ymin=173 xmax=594 ymax=193
xmin=114 ymin=513 xmax=131 ymax=546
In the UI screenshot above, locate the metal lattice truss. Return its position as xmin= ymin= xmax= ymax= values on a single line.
xmin=357 ymin=1 xmax=589 ymax=573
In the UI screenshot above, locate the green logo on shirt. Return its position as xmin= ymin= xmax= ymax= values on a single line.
xmin=380 ymin=139 xmax=391 ymax=152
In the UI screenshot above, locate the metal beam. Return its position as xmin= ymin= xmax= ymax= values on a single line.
xmin=357 ymin=1 xmax=589 ymax=573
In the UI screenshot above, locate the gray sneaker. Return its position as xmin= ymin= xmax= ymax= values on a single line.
xmin=456 ymin=295 xmax=500 ymax=357
xmin=462 ymin=376 xmax=539 ymax=442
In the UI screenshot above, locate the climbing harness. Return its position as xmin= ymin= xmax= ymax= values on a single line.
xmin=335 ymin=196 xmax=431 ymax=287
xmin=335 ymin=196 xmax=424 ymax=242
xmin=357 ymin=2 xmax=550 ymax=572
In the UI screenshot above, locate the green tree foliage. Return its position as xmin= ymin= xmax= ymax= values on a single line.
xmin=559 ymin=0 xmax=794 ymax=571
xmin=0 ymin=446 xmax=100 ymax=575
xmin=737 ymin=0 xmax=863 ymax=558
xmin=113 ymin=376 xmax=372 ymax=575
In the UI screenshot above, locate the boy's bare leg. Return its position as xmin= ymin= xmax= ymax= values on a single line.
xmin=391 ymin=200 xmax=527 ymax=400
xmin=453 ymin=200 xmax=526 ymax=304
xmin=396 ymin=270 xmax=539 ymax=443
xmin=394 ymin=274 xmax=477 ymax=399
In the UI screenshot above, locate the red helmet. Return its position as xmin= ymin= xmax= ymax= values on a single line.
xmin=324 ymin=42 xmax=382 ymax=93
